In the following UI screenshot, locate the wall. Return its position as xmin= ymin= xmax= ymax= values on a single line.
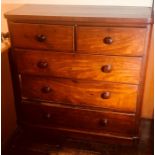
xmin=2 ymin=4 xmax=23 ymax=32
xmin=2 ymin=40 xmax=17 ymax=148
xmin=1 ymin=3 xmax=23 ymax=149
xmin=2 ymin=0 xmax=153 ymax=7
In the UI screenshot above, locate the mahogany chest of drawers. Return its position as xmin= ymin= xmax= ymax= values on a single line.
xmin=5 ymin=5 xmax=153 ymax=144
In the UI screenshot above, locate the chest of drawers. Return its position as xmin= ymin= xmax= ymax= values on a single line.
xmin=5 ymin=5 xmax=152 ymax=144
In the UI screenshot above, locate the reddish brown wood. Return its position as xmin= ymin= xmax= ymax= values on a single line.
xmin=101 ymin=92 xmax=111 ymax=99
xmin=103 ymin=36 xmax=113 ymax=44
xmin=21 ymin=103 xmax=136 ymax=136
xmin=37 ymin=61 xmax=48 ymax=69
xmin=23 ymin=123 xmax=138 ymax=145
xmin=13 ymin=49 xmax=142 ymax=84
xmin=5 ymin=5 xmax=152 ymax=144
xmin=101 ymin=65 xmax=112 ymax=73
xmin=134 ymin=24 xmax=153 ymax=135
xmin=9 ymin=22 xmax=74 ymax=51
xmin=21 ymin=75 xmax=138 ymax=113
xmin=4 ymin=5 xmax=153 ymax=25
xmin=77 ymin=26 xmax=146 ymax=56
xmin=41 ymin=86 xmax=52 ymax=94
xmin=5 ymin=119 xmax=154 ymax=154
xmin=36 ymin=34 xmax=46 ymax=42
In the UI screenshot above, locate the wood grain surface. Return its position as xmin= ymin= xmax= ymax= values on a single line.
xmin=5 ymin=119 xmax=153 ymax=155
xmin=5 ymin=5 xmax=152 ymax=25
xmin=77 ymin=26 xmax=146 ymax=56
xmin=9 ymin=22 xmax=74 ymax=51
xmin=14 ymin=49 xmax=142 ymax=84
xmin=5 ymin=4 xmax=153 ymax=144
xmin=21 ymin=75 xmax=138 ymax=113
xmin=21 ymin=103 xmax=136 ymax=136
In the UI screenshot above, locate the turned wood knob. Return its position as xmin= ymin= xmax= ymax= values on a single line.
xmin=36 ymin=34 xmax=46 ymax=42
xmin=101 ymin=65 xmax=112 ymax=73
xmin=44 ymin=113 xmax=51 ymax=119
xmin=41 ymin=86 xmax=52 ymax=93
xmin=99 ymin=119 xmax=108 ymax=127
xmin=101 ymin=92 xmax=111 ymax=99
xmin=55 ymin=144 xmax=62 ymax=149
xmin=37 ymin=61 xmax=48 ymax=68
xmin=103 ymin=37 xmax=113 ymax=44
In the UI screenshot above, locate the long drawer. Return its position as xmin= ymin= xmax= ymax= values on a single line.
xmin=21 ymin=75 xmax=138 ymax=113
xmin=9 ymin=23 xmax=74 ymax=51
xmin=14 ymin=49 xmax=142 ymax=84
xmin=21 ymin=103 xmax=136 ymax=136
xmin=77 ymin=26 xmax=146 ymax=56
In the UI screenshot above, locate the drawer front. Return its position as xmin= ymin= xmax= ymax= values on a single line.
xmin=14 ymin=49 xmax=142 ymax=84
xmin=77 ymin=26 xmax=146 ymax=56
xmin=21 ymin=76 xmax=138 ymax=113
xmin=21 ymin=103 xmax=136 ymax=136
xmin=9 ymin=23 xmax=74 ymax=51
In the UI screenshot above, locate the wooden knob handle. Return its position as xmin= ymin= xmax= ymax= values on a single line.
xmin=101 ymin=92 xmax=110 ymax=99
xmin=41 ymin=86 xmax=52 ymax=93
xmin=103 ymin=37 xmax=113 ymax=44
xmin=101 ymin=65 xmax=112 ymax=73
xmin=99 ymin=119 xmax=108 ymax=127
xmin=36 ymin=34 xmax=46 ymax=42
xmin=37 ymin=61 xmax=48 ymax=68
xmin=44 ymin=113 xmax=51 ymax=119
xmin=55 ymin=144 xmax=62 ymax=149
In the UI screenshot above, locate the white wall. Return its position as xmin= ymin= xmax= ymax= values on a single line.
xmin=2 ymin=0 xmax=153 ymax=7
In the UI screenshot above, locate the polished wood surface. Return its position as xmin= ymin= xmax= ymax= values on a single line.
xmin=14 ymin=50 xmax=142 ymax=84
xmin=5 ymin=5 xmax=152 ymax=25
xmin=21 ymin=103 xmax=135 ymax=136
xmin=5 ymin=119 xmax=153 ymax=155
xmin=77 ymin=26 xmax=146 ymax=56
xmin=5 ymin=5 xmax=152 ymax=144
xmin=9 ymin=23 xmax=74 ymax=51
xmin=21 ymin=75 xmax=138 ymax=113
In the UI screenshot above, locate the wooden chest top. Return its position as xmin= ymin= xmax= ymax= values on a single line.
xmin=5 ymin=5 xmax=152 ymax=25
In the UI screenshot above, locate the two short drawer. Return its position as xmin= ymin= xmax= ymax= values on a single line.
xmin=10 ymin=22 xmax=146 ymax=56
xmin=21 ymin=103 xmax=136 ymax=137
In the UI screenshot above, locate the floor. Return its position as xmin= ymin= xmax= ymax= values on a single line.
xmin=5 ymin=119 xmax=153 ymax=155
